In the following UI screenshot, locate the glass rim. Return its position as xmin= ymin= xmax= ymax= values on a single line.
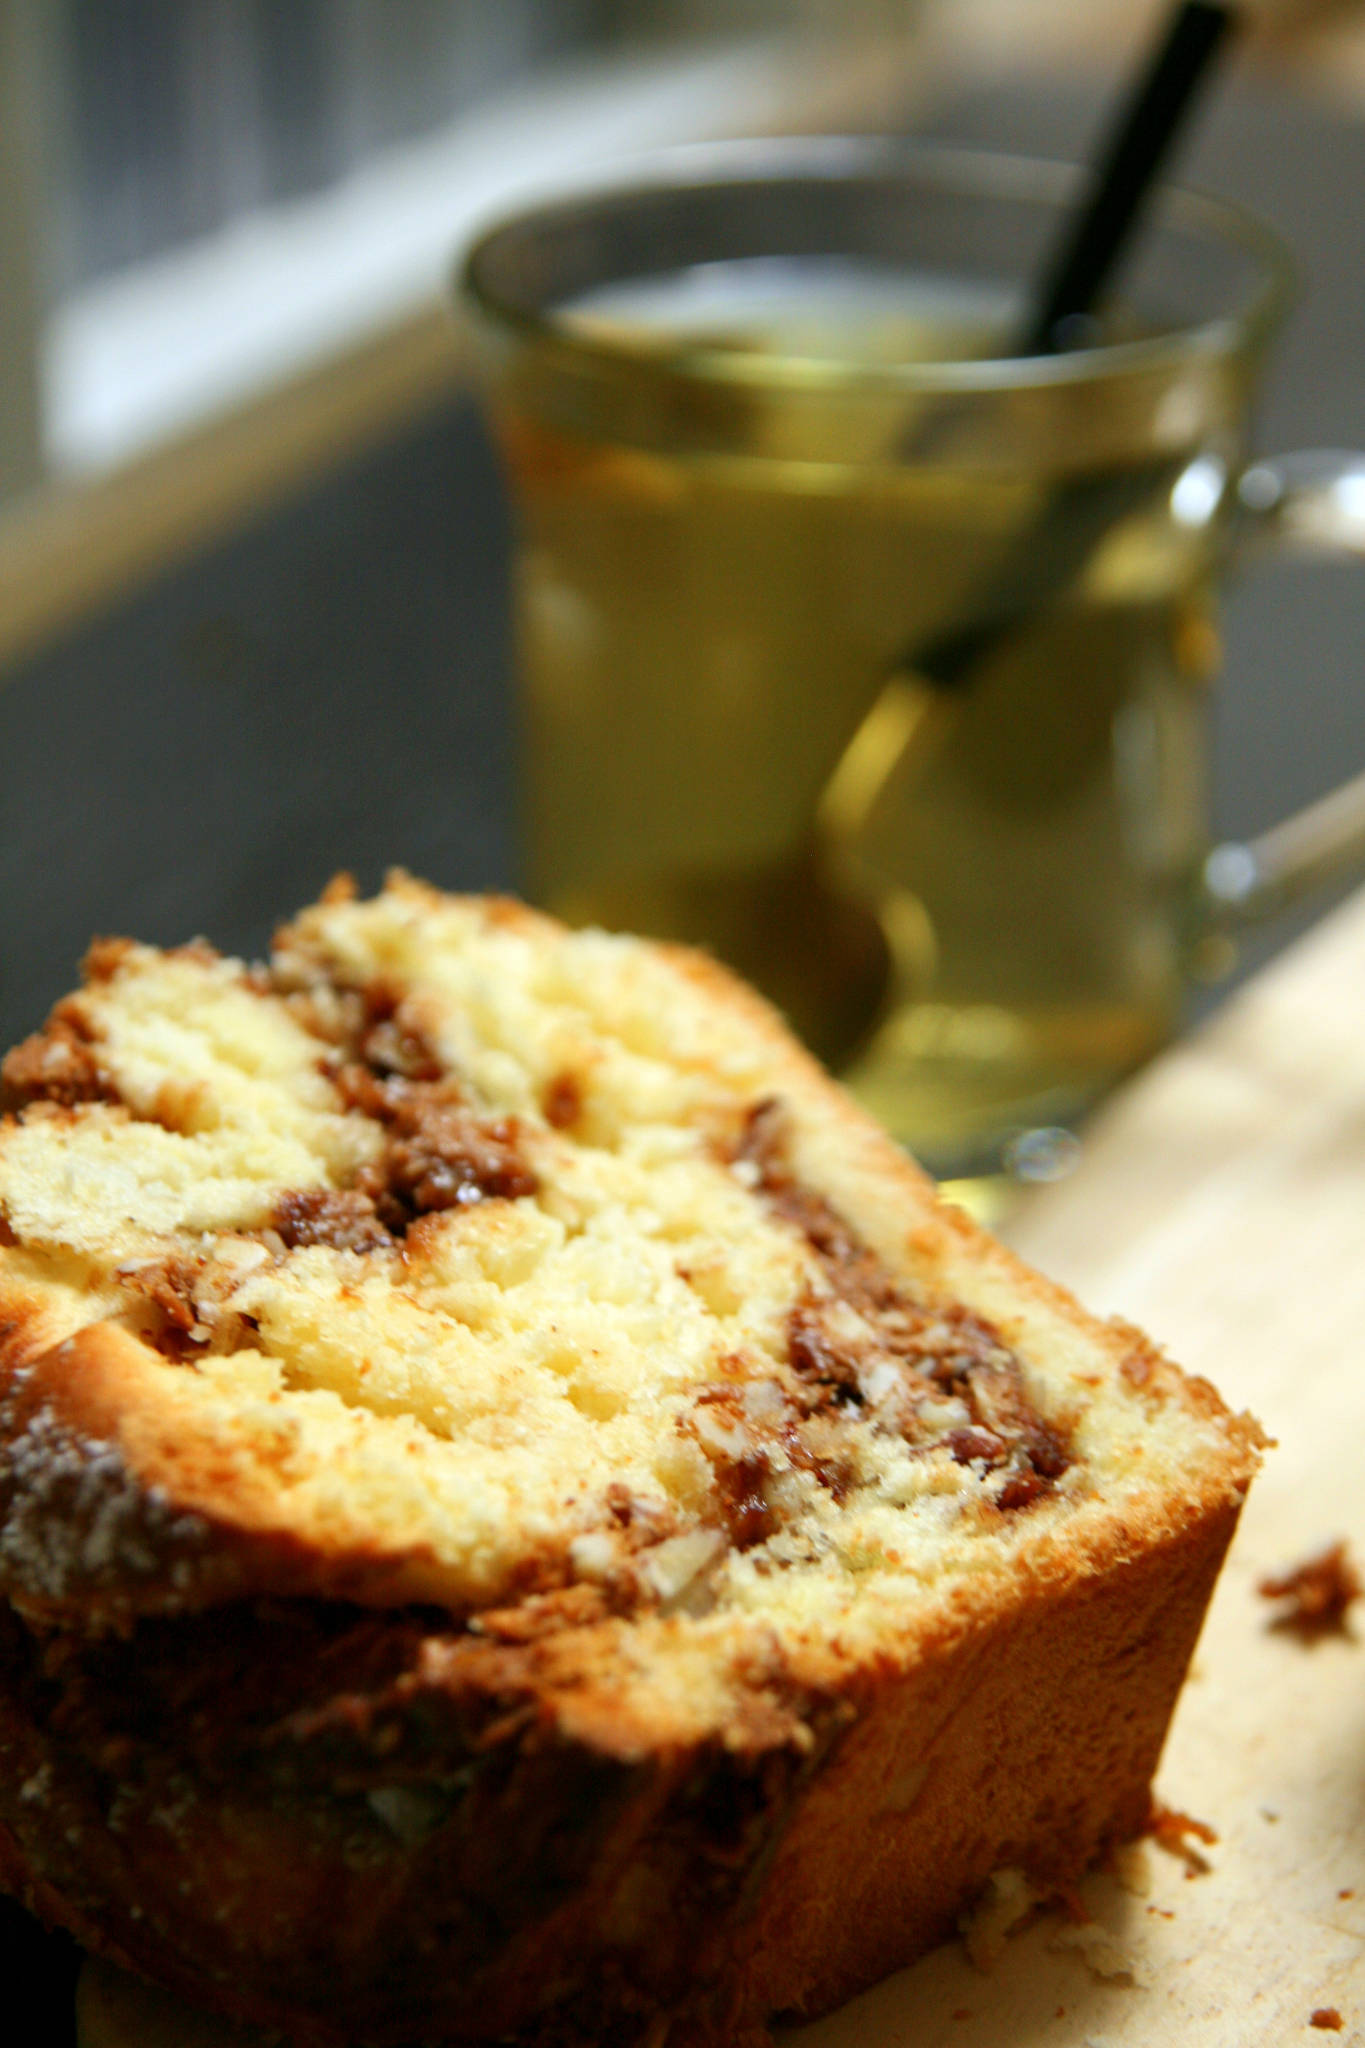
xmin=457 ymin=134 xmax=1295 ymax=397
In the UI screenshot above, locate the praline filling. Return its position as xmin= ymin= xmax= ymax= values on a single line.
xmin=2 ymin=958 xmax=1071 ymax=1632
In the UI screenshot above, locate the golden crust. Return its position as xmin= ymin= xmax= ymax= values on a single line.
xmin=0 ymin=875 xmax=1259 ymax=2045
xmin=0 ymin=1322 xmax=465 ymax=1628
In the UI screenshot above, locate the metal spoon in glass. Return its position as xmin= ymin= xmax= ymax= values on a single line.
xmin=797 ymin=0 xmax=1243 ymax=1064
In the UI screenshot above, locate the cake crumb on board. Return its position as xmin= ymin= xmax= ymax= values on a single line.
xmin=1259 ymin=1542 xmax=1361 ymax=1641
xmin=1145 ymin=1801 xmax=1218 ymax=1876
xmin=1048 ymin=1920 xmax=1153 ymax=1988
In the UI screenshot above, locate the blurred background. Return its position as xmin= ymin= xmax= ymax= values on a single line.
xmin=0 ymin=0 xmax=1362 ymax=1050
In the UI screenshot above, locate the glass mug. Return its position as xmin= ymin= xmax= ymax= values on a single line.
xmin=459 ymin=139 xmax=1365 ymax=1203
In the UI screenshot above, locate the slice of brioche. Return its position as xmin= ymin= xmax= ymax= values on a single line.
xmin=0 ymin=874 xmax=1259 ymax=2047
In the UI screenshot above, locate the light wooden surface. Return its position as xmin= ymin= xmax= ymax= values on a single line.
xmin=792 ymin=883 xmax=1365 ymax=2046
xmin=77 ymin=887 xmax=1365 ymax=2046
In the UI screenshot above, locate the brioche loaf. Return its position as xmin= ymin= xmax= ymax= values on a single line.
xmin=0 ymin=874 xmax=1259 ymax=2046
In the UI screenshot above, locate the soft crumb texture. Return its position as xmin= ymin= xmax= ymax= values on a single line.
xmin=0 ymin=876 xmax=1255 ymax=1695
xmin=959 ymin=1868 xmax=1038 ymax=1971
xmin=0 ymin=875 xmax=1262 ymax=2048
xmin=1048 ymin=1920 xmax=1154 ymax=1988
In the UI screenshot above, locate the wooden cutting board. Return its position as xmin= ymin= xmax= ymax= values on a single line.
xmin=791 ymin=885 xmax=1365 ymax=2048
xmin=75 ymin=885 xmax=1365 ymax=2048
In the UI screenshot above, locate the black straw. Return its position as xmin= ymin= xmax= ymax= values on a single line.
xmin=1018 ymin=0 xmax=1236 ymax=356
xmin=890 ymin=0 xmax=1239 ymax=695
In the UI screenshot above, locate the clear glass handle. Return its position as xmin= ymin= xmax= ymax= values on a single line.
xmin=1202 ymin=450 xmax=1365 ymax=926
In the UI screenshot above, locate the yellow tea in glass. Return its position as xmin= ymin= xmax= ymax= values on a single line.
xmin=460 ymin=142 xmax=1297 ymax=1189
